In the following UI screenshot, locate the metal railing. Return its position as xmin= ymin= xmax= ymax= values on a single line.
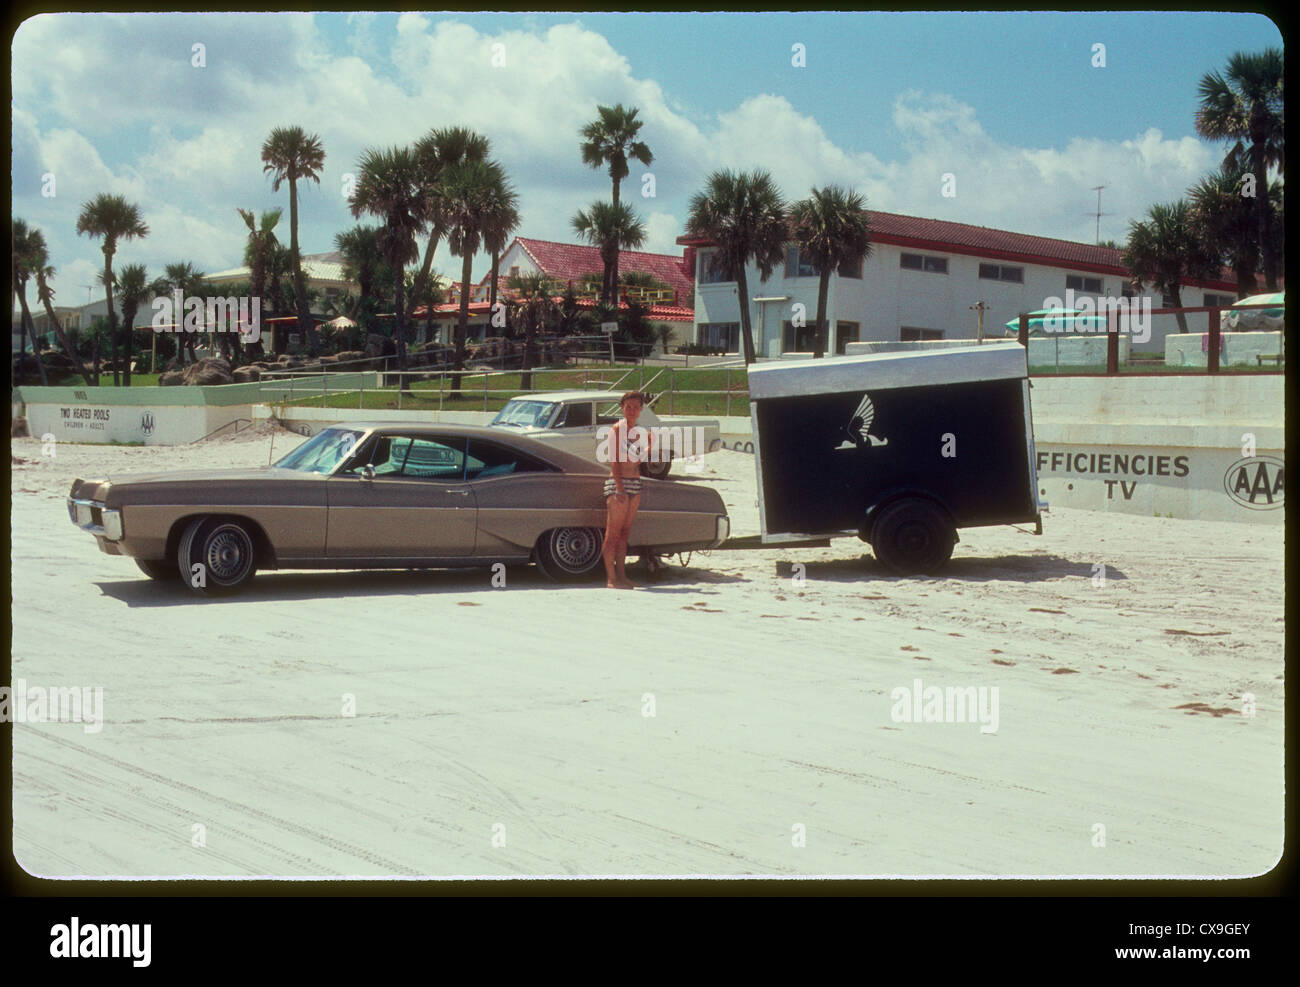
xmin=257 ymin=361 xmax=751 ymax=418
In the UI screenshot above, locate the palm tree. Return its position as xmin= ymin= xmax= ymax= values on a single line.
xmin=507 ymin=272 xmax=560 ymax=390
xmin=261 ymin=125 xmax=326 ymax=354
xmin=76 ymin=193 xmax=149 ymax=384
xmin=334 ymin=225 xmax=384 ymax=331
xmin=28 ymin=236 xmax=93 ymax=385
xmin=1123 ymin=201 xmax=1218 ymax=334
xmin=408 ymin=126 xmax=492 ymax=322
xmin=790 ymin=186 xmax=873 ymax=358
xmin=685 ymin=169 xmax=788 ymax=364
xmin=115 ymin=263 xmax=150 ymax=385
xmin=150 ymin=262 xmax=207 ymax=365
xmin=1195 ymin=49 xmax=1284 ymax=290
xmin=12 ymin=219 xmax=48 ymax=384
xmin=580 ymin=103 xmax=653 ymax=298
xmin=1188 ymin=169 xmax=1260 ymax=298
xmin=441 ymin=158 xmax=518 ymax=392
xmin=348 ymin=146 xmax=427 ymax=388
xmin=238 ymin=207 xmax=281 ymax=358
xmin=571 ymin=201 xmax=647 ymax=306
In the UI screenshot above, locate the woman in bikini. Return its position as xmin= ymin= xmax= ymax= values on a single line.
xmin=602 ymin=390 xmax=653 ymax=589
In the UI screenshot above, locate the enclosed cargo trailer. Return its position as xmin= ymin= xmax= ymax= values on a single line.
xmin=747 ymin=342 xmax=1045 ymax=574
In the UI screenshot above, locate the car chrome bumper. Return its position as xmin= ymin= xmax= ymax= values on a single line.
xmin=711 ymin=515 xmax=730 ymax=548
xmin=67 ymin=497 xmax=123 ymax=540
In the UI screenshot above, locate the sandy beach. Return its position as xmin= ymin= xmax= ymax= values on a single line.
xmin=9 ymin=427 xmax=1284 ymax=878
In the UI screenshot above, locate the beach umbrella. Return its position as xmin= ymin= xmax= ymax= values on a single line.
xmin=1004 ymin=309 xmax=1110 ymax=336
xmin=1224 ymin=292 xmax=1284 ymax=330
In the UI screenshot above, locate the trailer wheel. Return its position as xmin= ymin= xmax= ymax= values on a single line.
xmin=870 ymin=498 xmax=954 ymax=575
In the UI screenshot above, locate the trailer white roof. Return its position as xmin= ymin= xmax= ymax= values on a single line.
xmin=748 ymin=342 xmax=1028 ymax=400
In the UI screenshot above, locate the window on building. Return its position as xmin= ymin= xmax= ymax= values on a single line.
xmin=900 ymin=326 xmax=944 ymax=341
xmin=782 ymin=320 xmax=819 ymax=353
xmin=901 ymin=253 xmax=948 ymax=274
xmin=1204 ymin=292 xmax=1235 ymax=308
xmin=698 ymin=322 xmax=739 ymax=351
xmin=509 ymin=266 xmax=520 ymax=279
xmin=979 ymin=263 xmax=1024 ymax=283
xmin=1161 ymin=293 xmax=1178 ymax=309
xmin=837 ymin=256 xmax=863 ymax=279
xmin=698 ymin=250 xmax=734 ymax=284
xmin=784 ymin=246 xmax=818 ymax=278
xmin=835 ymin=321 xmax=860 ymax=355
xmin=1066 ymin=274 xmax=1104 ymax=294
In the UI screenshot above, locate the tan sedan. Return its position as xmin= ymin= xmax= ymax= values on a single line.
xmin=67 ymin=423 xmax=730 ymax=594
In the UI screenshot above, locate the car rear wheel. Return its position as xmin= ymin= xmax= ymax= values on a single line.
xmin=639 ymin=456 xmax=672 ymax=480
xmin=177 ymin=517 xmax=258 ymax=594
xmin=536 ymin=526 xmax=605 ymax=582
xmin=870 ymin=498 xmax=955 ymax=575
xmin=136 ymin=558 xmax=179 ymax=581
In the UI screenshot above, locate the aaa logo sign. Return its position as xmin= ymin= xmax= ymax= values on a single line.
xmin=1223 ymin=456 xmax=1283 ymax=510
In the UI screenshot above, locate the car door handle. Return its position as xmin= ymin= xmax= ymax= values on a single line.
xmin=442 ymin=488 xmax=470 ymax=496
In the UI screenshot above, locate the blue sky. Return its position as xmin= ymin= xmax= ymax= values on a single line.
xmin=12 ymin=10 xmax=1282 ymax=307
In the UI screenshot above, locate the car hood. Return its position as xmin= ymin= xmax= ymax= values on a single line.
xmin=71 ymin=467 xmax=319 ymax=503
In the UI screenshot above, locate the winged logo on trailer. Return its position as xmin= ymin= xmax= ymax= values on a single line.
xmin=835 ymin=393 xmax=889 ymax=450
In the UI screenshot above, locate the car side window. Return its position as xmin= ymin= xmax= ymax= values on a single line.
xmin=399 ymin=437 xmax=467 ymax=480
xmin=464 ymin=439 xmax=552 ymax=480
xmin=558 ymin=403 xmax=593 ymax=428
xmin=342 ymin=435 xmax=466 ymax=480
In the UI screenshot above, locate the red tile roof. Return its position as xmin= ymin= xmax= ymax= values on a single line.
xmin=678 ymin=209 xmax=1238 ymax=290
xmin=509 ymin=237 xmax=695 ymax=304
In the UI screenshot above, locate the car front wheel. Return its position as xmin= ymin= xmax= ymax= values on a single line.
xmin=177 ymin=517 xmax=258 ymax=594
xmin=535 ymin=527 xmax=605 ymax=582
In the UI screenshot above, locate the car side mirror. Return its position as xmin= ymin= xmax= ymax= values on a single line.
xmin=360 ymin=464 xmax=375 ymax=481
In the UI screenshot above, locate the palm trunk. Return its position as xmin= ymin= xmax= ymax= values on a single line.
xmin=452 ymin=250 xmax=474 ymax=394
xmin=1169 ymin=286 xmax=1189 ymax=334
xmin=37 ymin=278 xmax=92 ymax=385
xmin=521 ymin=317 xmax=535 ymax=391
xmin=394 ymin=266 xmax=409 ymax=392
xmin=489 ymin=249 xmax=500 ymax=311
xmin=100 ymin=252 xmax=116 ymax=386
xmin=813 ymin=269 xmax=831 ymax=359
xmin=406 ymin=228 xmax=442 ymax=321
xmin=610 ymin=178 xmax=621 ymax=307
xmin=16 ymin=286 xmax=49 ymax=385
xmin=735 ymin=266 xmax=757 ymax=364
xmin=289 ymin=176 xmax=318 ymax=356
xmin=1254 ymin=154 xmax=1277 ymax=291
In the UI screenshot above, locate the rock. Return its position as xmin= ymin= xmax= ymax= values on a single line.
xmin=159 ymin=370 xmax=185 ymax=386
xmin=180 ymin=358 xmax=234 ymax=386
xmin=232 ymin=366 xmax=262 ymax=383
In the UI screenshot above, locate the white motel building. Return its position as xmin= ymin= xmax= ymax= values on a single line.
xmin=677 ymin=210 xmax=1241 ymax=357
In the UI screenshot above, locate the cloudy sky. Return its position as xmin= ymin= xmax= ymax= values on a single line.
xmin=12 ymin=10 xmax=1282 ymax=306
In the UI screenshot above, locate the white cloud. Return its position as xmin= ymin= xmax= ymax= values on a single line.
xmin=12 ymin=12 xmax=1229 ymax=306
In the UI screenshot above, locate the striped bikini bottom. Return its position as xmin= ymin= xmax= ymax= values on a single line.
xmin=604 ymin=477 xmax=643 ymax=499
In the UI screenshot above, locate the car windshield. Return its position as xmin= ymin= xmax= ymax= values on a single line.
xmin=491 ymin=400 xmax=555 ymax=428
xmin=273 ymin=427 xmax=366 ymax=474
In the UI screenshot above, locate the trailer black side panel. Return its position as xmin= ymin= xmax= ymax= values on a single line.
xmin=755 ymin=379 xmax=1035 ymax=535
